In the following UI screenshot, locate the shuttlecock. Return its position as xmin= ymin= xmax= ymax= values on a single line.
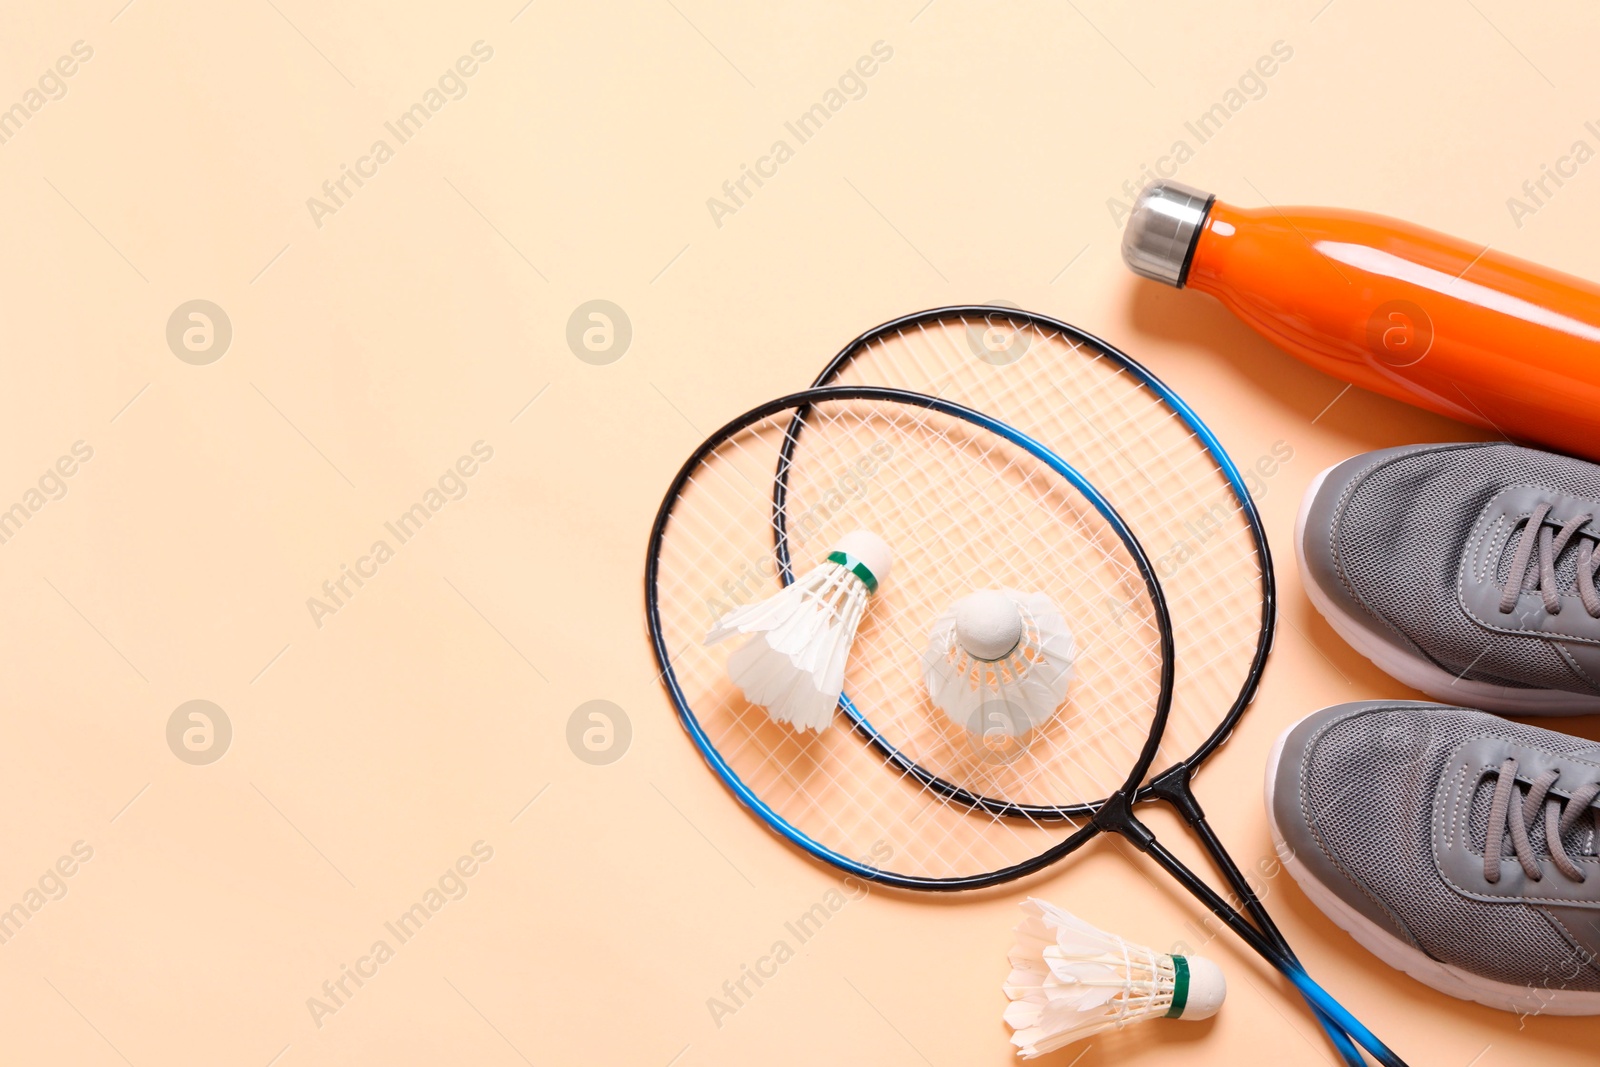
xmin=705 ymin=530 xmax=892 ymax=732
xmin=922 ymin=589 xmax=1075 ymax=738
xmin=1003 ymin=898 xmax=1225 ymax=1058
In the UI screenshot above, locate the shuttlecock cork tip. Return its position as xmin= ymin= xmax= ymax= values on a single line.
xmin=1170 ymin=954 xmax=1226 ymax=1021
xmin=831 ymin=530 xmax=892 ymax=589
xmin=952 ymin=589 xmax=1024 ymax=661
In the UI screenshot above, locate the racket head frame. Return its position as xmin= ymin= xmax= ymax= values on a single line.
xmin=786 ymin=306 xmax=1278 ymax=814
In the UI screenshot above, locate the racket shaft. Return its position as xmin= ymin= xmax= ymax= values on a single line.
xmin=1181 ymin=808 xmax=1367 ymax=1067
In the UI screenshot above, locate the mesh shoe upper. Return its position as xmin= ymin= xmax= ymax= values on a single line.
xmin=1309 ymin=443 xmax=1600 ymax=694
xmin=1276 ymin=702 xmax=1600 ymax=992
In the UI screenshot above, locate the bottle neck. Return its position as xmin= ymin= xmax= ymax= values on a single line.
xmin=1182 ymin=199 xmax=1252 ymax=295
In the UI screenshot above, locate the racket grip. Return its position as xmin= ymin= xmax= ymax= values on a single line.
xmin=1123 ymin=181 xmax=1600 ymax=463
xmin=1282 ymin=967 xmax=1407 ymax=1067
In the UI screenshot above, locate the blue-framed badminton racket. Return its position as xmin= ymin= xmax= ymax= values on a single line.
xmin=788 ymin=307 xmax=1381 ymax=1064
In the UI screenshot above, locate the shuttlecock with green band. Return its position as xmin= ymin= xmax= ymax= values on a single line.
xmin=705 ymin=530 xmax=892 ymax=732
xmin=1003 ymin=898 xmax=1225 ymax=1058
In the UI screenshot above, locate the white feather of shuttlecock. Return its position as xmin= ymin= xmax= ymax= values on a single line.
xmin=704 ymin=532 xmax=889 ymax=732
xmin=1003 ymin=898 xmax=1224 ymax=1058
xmin=922 ymin=588 xmax=1075 ymax=737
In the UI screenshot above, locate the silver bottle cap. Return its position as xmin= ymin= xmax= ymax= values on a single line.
xmin=1120 ymin=180 xmax=1215 ymax=288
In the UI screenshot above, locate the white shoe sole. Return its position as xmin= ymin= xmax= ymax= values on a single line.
xmin=1295 ymin=464 xmax=1600 ymax=716
xmin=1265 ymin=726 xmax=1600 ymax=1015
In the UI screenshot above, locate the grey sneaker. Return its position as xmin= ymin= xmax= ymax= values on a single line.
xmin=1298 ymin=442 xmax=1600 ymax=715
xmin=1266 ymin=700 xmax=1600 ymax=1014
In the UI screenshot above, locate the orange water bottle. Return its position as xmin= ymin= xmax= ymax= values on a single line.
xmin=1121 ymin=181 xmax=1600 ymax=461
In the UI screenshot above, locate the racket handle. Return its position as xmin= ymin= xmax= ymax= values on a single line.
xmin=1283 ymin=968 xmax=1407 ymax=1067
xmin=1148 ymin=774 xmax=1367 ymax=1067
xmin=1311 ymin=1002 xmax=1373 ymax=1067
xmin=1130 ymin=829 xmax=1407 ymax=1066
xmin=1124 ymin=181 xmax=1600 ymax=462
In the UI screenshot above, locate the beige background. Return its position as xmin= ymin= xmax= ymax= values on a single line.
xmin=2 ymin=1 xmax=1598 ymax=1064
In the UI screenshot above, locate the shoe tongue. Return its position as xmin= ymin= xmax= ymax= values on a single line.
xmin=1457 ymin=486 xmax=1600 ymax=649
xmin=1465 ymin=775 xmax=1553 ymax=857
xmin=1468 ymin=764 xmax=1600 ymax=861
xmin=1493 ymin=514 xmax=1588 ymax=597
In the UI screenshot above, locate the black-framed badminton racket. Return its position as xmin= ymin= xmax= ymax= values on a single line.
xmin=643 ymin=384 xmax=1404 ymax=1066
xmin=793 ymin=306 xmax=1381 ymax=1064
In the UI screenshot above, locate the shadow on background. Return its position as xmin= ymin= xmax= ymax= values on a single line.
xmin=1123 ymin=278 xmax=1498 ymax=449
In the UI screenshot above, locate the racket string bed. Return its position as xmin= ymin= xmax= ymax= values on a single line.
xmin=832 ymin=318 xmax=1265 ymax=771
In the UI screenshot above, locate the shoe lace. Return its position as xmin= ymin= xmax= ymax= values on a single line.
xmin=1482 ymin=758 xmax=1600 ymax=884
xmin=1498 ymin=504 xmax=1600 ymax=617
